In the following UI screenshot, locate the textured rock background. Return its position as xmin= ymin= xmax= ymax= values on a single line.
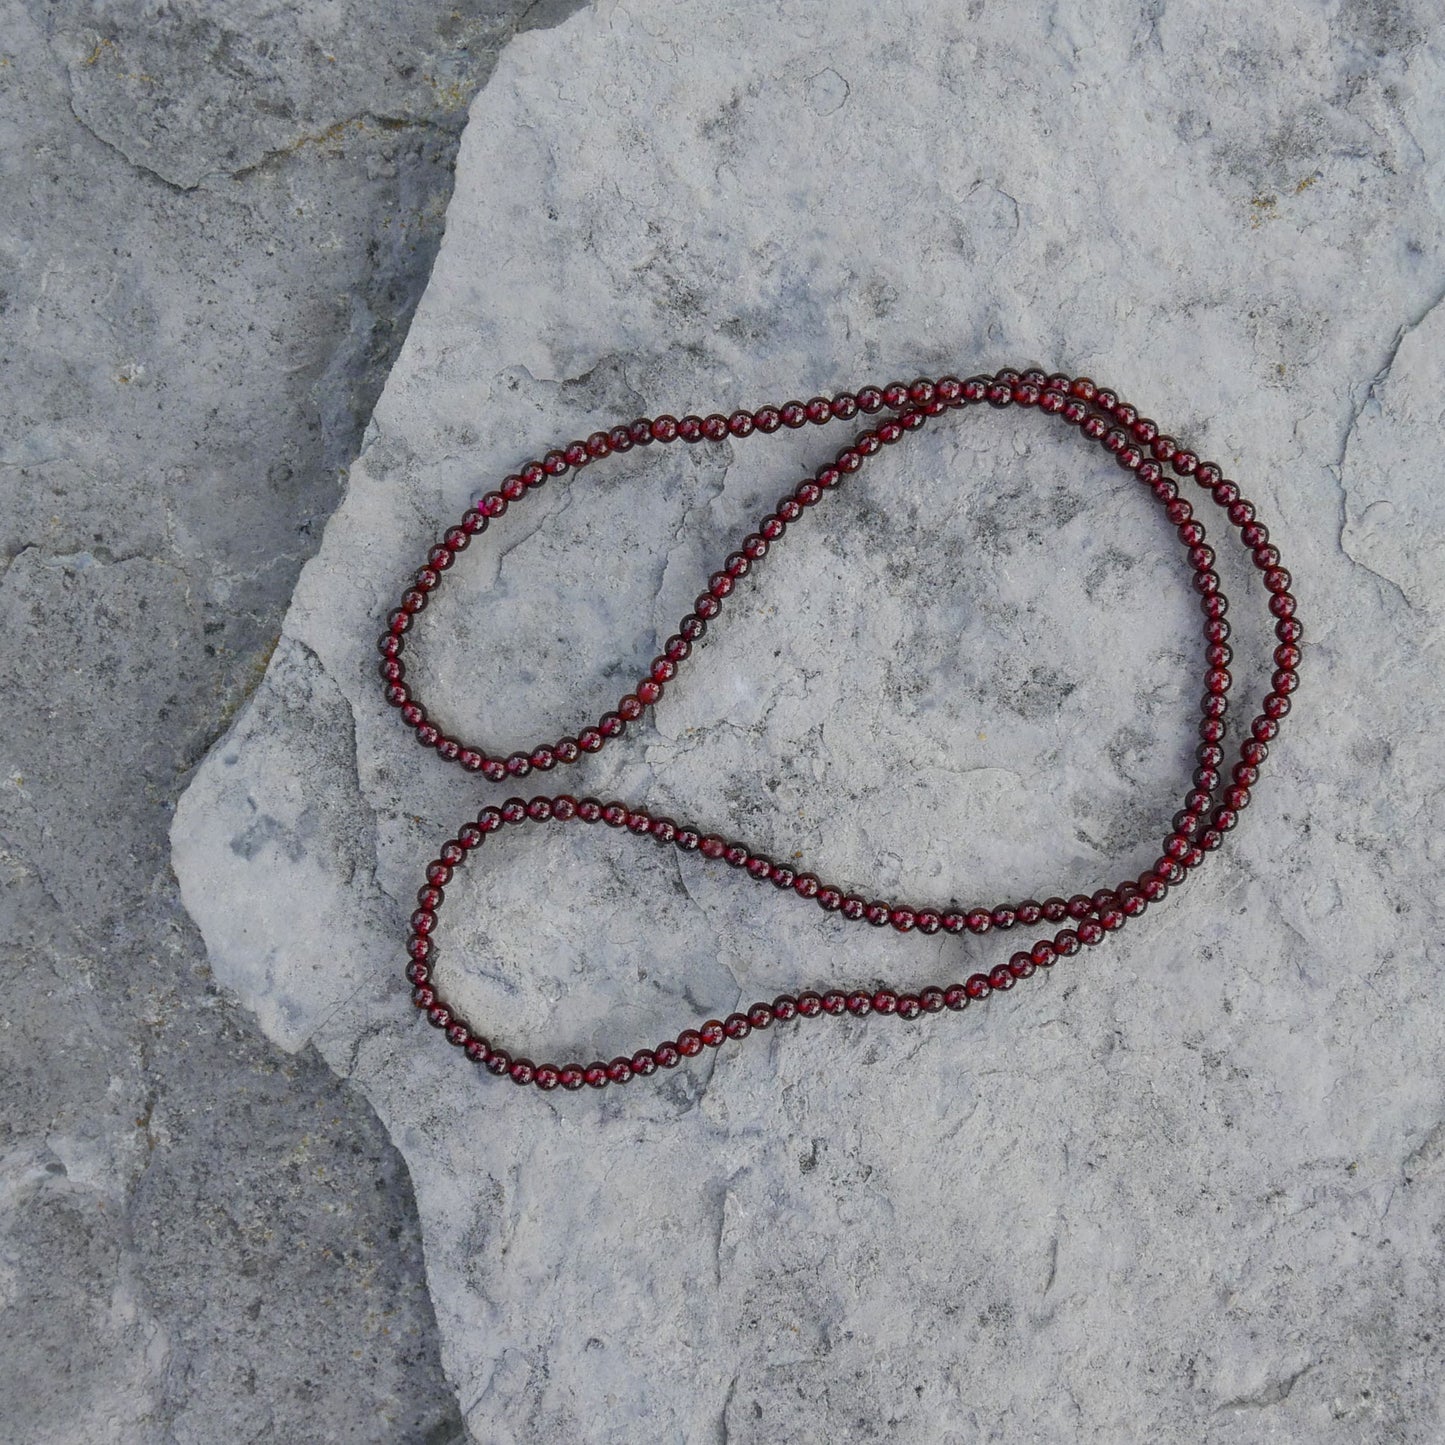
xmin=0 ymin=1 xmax=579 ymax=1440
xmin=162 ymin=0 xmax=1444 ymax=1440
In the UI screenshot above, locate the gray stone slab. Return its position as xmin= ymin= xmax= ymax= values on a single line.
xmin=0 ymin=0 xmax=578 ymax=1439
xmin=173 ymin=1 xmax=1445 ymax=1441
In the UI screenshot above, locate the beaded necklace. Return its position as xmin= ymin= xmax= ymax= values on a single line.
xmin=378 ymin=369 xmax=1300 ymax=1094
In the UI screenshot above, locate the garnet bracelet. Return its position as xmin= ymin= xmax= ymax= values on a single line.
xmin=378 ymin=369 xmax=1300 ymax=1094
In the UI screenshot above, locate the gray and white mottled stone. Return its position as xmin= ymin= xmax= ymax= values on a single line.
xmin=174 ymin=1 xmax=1445 ymax=1440
xmin=2 ymin=0 xmax=578 ymax=1439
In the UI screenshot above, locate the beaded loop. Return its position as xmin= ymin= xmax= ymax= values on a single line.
xmin=384 ymin=370 xmax=1298 ymax=1092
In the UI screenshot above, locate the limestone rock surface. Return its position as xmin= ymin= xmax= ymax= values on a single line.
xmin=174 ymin=2 xmax=1445 ymax=1439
